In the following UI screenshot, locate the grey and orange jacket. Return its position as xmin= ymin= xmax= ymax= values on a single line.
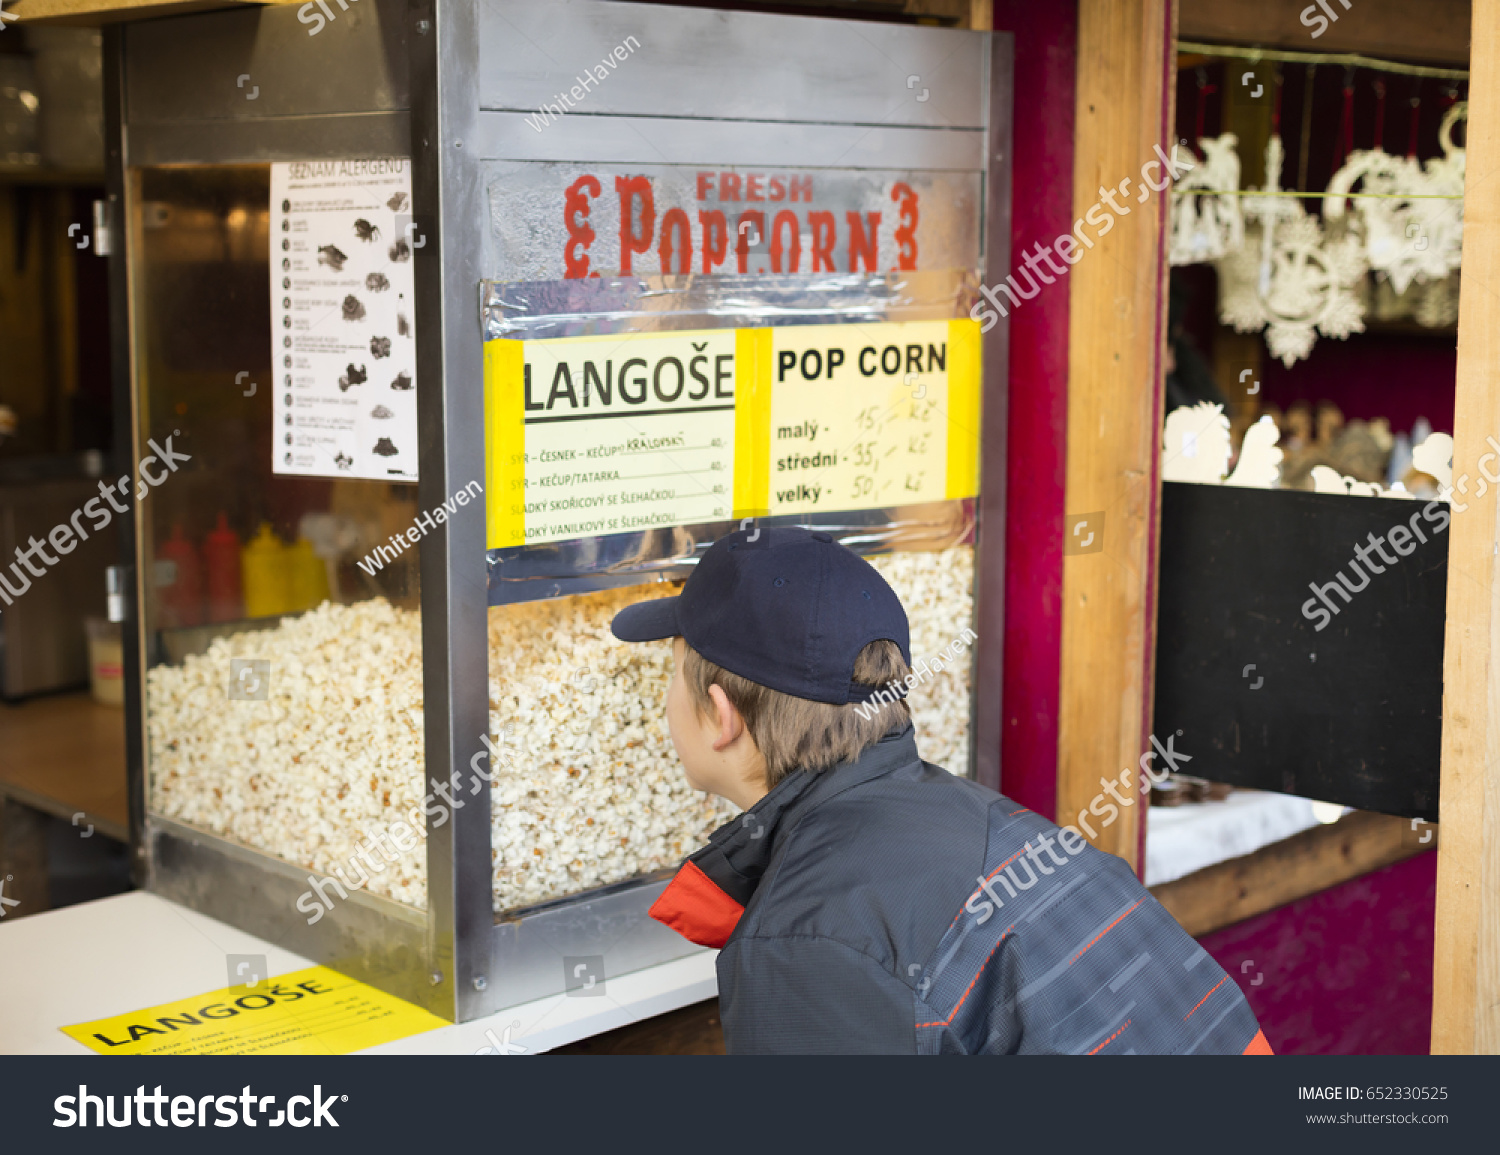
xmin=650 ymin=726 xmax=1272 ymax=1055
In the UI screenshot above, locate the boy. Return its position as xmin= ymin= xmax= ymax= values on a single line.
xmin=612 ymin=527 xmax=1271 ymax=1055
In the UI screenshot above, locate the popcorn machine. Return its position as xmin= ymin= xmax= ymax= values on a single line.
xmin=108 ymin=0 xmax=1012 ymax=1022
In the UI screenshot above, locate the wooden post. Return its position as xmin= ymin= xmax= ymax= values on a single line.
xmin=1432 ymin=0 xmax=1500 ymax=1057
xmin=1057 ymin=0 xmax=1175 ymax=869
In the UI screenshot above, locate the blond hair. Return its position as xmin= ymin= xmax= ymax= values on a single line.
xmin=680 ymin=639 xmax=911 ymax=787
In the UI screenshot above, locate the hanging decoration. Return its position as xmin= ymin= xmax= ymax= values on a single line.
xmin=1167 ymin=133 xmax=1244 ymax=266
xmin=1165 ymin=49 xmax=1467 ymax=365
xmin=1216 ymin=136 xmax=1368 ymax=368
xmin=1324 ymin=102 xmax=1467 ymax=295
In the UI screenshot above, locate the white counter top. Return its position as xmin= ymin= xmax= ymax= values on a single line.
xmin=0 ymin=890 xmax=717 ymax=1055
xmin=1145 ymin=790 xmax=1335 ymax=887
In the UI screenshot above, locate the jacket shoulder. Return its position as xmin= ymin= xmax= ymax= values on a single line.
xmin=909 ymin=806 xmax=1264 ymax=1054
xmin=736 ymin=762 xmax=1001 ymax=978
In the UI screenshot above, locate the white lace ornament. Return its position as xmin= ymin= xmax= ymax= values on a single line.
xmin=1168 ymin=133 xmax=1244 ymax=266
xmin=1161 ymin=403 xmax=1283 ymax=488
xmin=1324 ymin=103 xmax=1467 ymax=296
xmin=1216 ymin=136 xmax=1368 ymax=368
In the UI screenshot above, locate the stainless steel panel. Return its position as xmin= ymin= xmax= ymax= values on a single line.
xmin=411 ymin=0 xmax=493 ymax=1023
xmin=125 ymin=114 xmax=410 ymax=167
xmin=148 ymin=816 xmax=697 ymax=1022
xmin=148 ymin=817 xmax=440 ymax=1015
xmin=473 ymin=110 xmax=984 ymax=169
xmin=974 ymin=32 xmax=1012 ymax=792
xmin=480 ymin=0 xmax=985 ymax=129
xmin=105 ymin=24 xmax=148 ymax=883
xmin=124 ymin=0 xmax=409 ymax=125
xmin=481 ymin=877 xmax=707 ymax=1013
xmin=478 ymin=161 xmax=980 ymax=281
xmin=117 ymin=0 xmax=1011 ymax=1027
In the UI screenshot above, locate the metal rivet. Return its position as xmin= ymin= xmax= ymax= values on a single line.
xmin=472 ymin=976 xmax=488 ymax=991
xmin=415 ymin=19 xmax=430 ymax=34
xmin=429 ymin=971 xmax=443 ymax=985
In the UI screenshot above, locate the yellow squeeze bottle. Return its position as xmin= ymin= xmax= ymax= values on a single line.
xmin=286 ymin=536 xmax=331 ymax=613
xmin=241 ymin=523 xmax=292 ymax=618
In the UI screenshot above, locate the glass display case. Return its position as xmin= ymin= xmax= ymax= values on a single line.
xmin=109 ymin=0 xmax=1011 ymax=1022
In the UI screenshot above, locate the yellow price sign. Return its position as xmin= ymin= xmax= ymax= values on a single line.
xmin=749 ymin=319 xmax=981 ymax=517
xmin=61 ymin=965 xmax=447 ymax=1056
xmin=483 ymin=318 xmax=981 ymax=547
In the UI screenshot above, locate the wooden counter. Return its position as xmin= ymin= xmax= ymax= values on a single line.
xmin=10 ymin=0 xmax=291 ymax=26
xmin=0 ymin=691 xmax=127 ymax=839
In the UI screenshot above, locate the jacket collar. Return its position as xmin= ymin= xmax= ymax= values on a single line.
xmin=649 ymin=727 xmax=919 ymax=948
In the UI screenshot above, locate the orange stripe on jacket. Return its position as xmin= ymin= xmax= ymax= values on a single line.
xmin=1069 ymin=900 xmax=1143 ymax=966
xmin=649 ymin=860 xmax=745 ymax=949
xmin=916 ymin=925 xmax=1016 ymax=1029
xmin=1242 ymin=1029 xmax=1274 ymax=1055
xmin=1088 ymin=1019 xmax=1131 ymax=1055
xmin=1183 ymin=975 xmax=1228 ymax=1021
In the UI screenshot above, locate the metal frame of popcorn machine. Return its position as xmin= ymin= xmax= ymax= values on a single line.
xmin=107 ymin=0 xmax=1012 ymax=1024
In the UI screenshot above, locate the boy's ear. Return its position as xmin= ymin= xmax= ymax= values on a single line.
xmin=706 ymin=683 xmax=746 ymax=752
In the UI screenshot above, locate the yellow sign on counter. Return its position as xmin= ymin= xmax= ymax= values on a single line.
xmin=61 ymin=965 xmax=448 ymax=1056
xmin=483 ymin=318 xmax=981 ymax=547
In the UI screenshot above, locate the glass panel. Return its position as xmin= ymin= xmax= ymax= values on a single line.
xmin=135 ymin=164 xmax=427 ymax=911
xmin=480 ymin=273 xmax=980 ymax=914
xmin=484 ymin=541 xmax=974 ymax=914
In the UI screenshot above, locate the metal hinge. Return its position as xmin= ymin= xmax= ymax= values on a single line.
xmin=92 ymin=199 xmax=113 ymax=257
xmin=105 ymin=565 xmax=129 ymax=623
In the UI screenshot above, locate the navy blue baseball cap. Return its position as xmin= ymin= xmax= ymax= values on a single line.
xmin=610 ymin=527 xmax=911 ymax=705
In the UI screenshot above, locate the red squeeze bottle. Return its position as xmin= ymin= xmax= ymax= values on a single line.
xmin=204 ymin=512 xmax=243 ymax=624
xmin=158 ymin=522 xmax=204 ymax=628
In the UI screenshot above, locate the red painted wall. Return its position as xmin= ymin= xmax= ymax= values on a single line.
xmin=1198 ymin=851 xmax=1437 ymax=1055
xmin=991 ymin=0 xmax=1076 ymax=821
xmin=1260 ymin=332 xmax=1457 ymax=436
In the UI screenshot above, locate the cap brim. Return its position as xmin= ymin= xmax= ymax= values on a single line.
xmin=610 ymin=596 xmax=682 ymax=642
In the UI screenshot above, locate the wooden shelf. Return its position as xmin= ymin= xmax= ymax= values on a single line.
xmin=0 ymin=691 xmax=127 ymax=839
xmin=9 ymin=0 xmax=290 ymax=27
xmin=0 ymin=163 xmax=105 ymax=187
xmin=1149 ymin=810 xmax=1434 ymax=939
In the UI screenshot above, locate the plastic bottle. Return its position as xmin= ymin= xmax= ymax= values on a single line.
xmin=241 ymin=522 xmax=291 ymax=619
xmin=204 ymin=512 xmax=243 ymax=623
xmin=156 ymin=523 xmax=204 ymax=628
xmin=286 ymin=536 xmax=331 ymax=613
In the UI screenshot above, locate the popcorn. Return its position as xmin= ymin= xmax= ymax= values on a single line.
xmin=148 ymin=599 xmax=429 ymax=907
xmin=146 ymin=546 xmax=975 ymax=914
xmin=486 ymin=584 xmax=735 ymax=910
xmin=870 ymin=546 xmax=975 ymax=774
